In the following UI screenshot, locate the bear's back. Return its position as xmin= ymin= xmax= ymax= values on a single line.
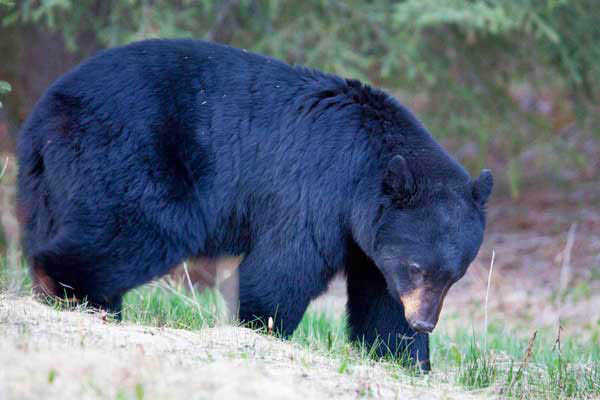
xmin=45 ymin=39 xmax=311 ymax=110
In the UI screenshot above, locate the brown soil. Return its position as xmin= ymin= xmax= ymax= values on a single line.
xmin=444 ymin=187 xmax=600 ymax=336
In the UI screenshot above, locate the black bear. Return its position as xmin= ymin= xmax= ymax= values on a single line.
xmin=17 ymin=39 xmax=492 ymax=370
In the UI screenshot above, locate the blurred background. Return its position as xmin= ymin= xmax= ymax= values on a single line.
xmin=0 ymin=0 xmax=599 ymax=348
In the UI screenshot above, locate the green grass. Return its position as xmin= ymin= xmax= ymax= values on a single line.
xmin=122 ymin=281 xmax=599 ymax=399
xmin=2 ymin=257 xmax=599 ymax=399
xmin=123 ymin=280 xmax=229 ymax=330
xmin=0 ymin=255 xmax=30 ymax=292
xmin=432 ymin=324 xmax=600 ymax=398
xmin=290 ymin=309 xmax=348 ymax=353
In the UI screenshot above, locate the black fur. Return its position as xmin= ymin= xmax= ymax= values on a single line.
xmin=17 ymin=39 xmax=491 ymax=369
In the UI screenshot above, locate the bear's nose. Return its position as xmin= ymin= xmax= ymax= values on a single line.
xmin=410 ymin=320 xmax=435 ymax=333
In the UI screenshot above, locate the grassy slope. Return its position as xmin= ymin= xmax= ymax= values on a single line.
xmin=2 ymin=234 xmax=600 ymax=400
xmin=1 ymin=255 xmax=600 ymax=399
xmin=125 ymin=277 xmax=600 ymax=399
xmin=1 ymin=294 xmax=483 ymax=400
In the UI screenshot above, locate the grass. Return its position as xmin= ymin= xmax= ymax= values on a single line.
xmin=2 ymin=255 xmax=599 ymax=399
xmin=116 ymin=277 xmax=600 ymax=399
xmin=123 ymin=280 xmax=229 ymax=330
xmin=432 ymin=323 xmax=600 ymax=398
xmin=292 ymin=314 xmax=600 ymax=398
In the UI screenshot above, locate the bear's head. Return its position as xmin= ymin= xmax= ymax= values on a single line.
xmin=372 ymin=155 xmax=493 ymax=333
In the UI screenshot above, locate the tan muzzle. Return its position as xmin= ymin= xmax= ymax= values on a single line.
xmin=399 ymin=285 xmax=449 ymax=333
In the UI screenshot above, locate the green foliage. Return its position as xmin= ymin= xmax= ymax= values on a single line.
xmin=0 ymin=81 xmax=11 ymax=108
xmin=6 ymin=1 xmax=598 ymax=96
xmin=3 ymin=0 xmax=599 ymax=194
xmin=0 ymin=81 xmax=11 ymax=94
xmin=0 ymin=0 xmax=13 ymax=105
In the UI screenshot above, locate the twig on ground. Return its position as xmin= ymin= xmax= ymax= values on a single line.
xmin=152 ymin=279 xmax=213 ymax=315
xmin=182 ymin=261 xmax=204 ymax=318
xmin=559 ymin=223 xmax=577 ymax=296
xmin=0 ymin=157 xmax=8 ymax=179
xmin=484 ymin=250 xmax=496 ymax=350
xmin=511 ymin=330 xmax=537 ymax=389
xmin=552 ymin=324 xmax=563 ymax=355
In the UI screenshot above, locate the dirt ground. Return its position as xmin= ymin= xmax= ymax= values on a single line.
xmin=443 ymin=185 xmax=600 ymax=337
xmin=0 ymin=296 xmax=485 ymax=400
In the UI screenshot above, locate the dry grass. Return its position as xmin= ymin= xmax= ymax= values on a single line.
xmin=0 ymin=295 xmax=485 ymax=400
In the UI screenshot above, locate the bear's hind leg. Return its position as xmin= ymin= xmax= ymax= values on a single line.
xmin=30 ymin=225 xmax=186 ymax=320
xmin=31 ymin=245 xmax=125 ymax=318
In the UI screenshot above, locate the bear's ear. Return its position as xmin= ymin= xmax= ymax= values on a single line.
xmin=385 ymin=155 xmax=415 ymax=198
xmin=472 ymin=169 xmax=493 ymax=205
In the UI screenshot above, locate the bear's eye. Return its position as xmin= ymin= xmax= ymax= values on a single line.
xmin=408 ymin=262 xmax=423 ymax=276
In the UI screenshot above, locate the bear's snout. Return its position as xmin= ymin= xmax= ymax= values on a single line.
xmin=400 ymin=284 xmax=449 ymax=333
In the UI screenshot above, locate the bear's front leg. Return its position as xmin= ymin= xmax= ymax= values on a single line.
xmin=345 ymin=246 xmax=430 ymax=371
